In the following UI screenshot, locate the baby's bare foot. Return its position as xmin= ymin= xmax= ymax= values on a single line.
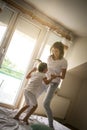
xmin=22 ymin=119 xmax=29 ymax=125
xmin=13 ymin=116 xmax=19 ymax=120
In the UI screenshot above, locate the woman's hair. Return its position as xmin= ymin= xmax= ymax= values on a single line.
xmin=50 ymin=41 xmax=64 ymax=59
xmin=38 ymin=62 xmax=47 ymax=72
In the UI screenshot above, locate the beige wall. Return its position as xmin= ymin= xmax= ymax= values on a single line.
xmin=67 ymin=37 xmax=87 ymax=70
xmin=62 ymin=37 xmax=87 ymax=130
xmin=67 ymin=79 xmax=87 ymax=130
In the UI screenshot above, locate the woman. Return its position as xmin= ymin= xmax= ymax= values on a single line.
xmin=43 ymin=42 xmax=68 ymax=129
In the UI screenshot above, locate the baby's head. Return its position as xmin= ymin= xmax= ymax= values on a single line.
xmin=38 ymin=62 xmax=48 ymax=73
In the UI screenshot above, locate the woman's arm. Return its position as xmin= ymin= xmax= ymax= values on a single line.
xmin=58 ymin=68 xmax=67 ymax=79
xmin=43 ymin=74 xmax=58 ymax=85
xmin=43 ymin=68 xmax=67 ymax=84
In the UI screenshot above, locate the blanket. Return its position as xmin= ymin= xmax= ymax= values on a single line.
xmin=0 ymin=106 xmax=71 ymax=130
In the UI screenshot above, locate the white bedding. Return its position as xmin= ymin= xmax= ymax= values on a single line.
xmin=0 ymin=107 xmax=71 ymax=130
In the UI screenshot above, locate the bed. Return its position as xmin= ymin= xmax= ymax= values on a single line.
xmin=0 ymin=106 xmax=71 ymax=130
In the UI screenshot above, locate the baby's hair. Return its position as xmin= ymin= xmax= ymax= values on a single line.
xmin=38 ymin=62 xmax=47 ymax=72
xmin=34 ymin=59 xmax=42 ymax=63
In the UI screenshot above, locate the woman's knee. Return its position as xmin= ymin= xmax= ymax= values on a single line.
xmin=43 ymin=100 xmax=49 ymax=109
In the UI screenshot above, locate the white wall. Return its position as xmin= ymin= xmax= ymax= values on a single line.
xmin=67 ymin=37 xmax=87 ymax=70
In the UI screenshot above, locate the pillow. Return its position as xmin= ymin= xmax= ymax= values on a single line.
xmin=30 ymin=124 xmax=53 ymax=130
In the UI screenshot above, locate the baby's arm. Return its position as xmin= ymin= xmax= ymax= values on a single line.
xmin=26 ymin=67 xmax=37 ymax=79
xmin=43 ymin=74 xmax=58 ymax=85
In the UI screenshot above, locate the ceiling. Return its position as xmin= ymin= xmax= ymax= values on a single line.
xmin=24 ymin=0 xmax=87 ymax=37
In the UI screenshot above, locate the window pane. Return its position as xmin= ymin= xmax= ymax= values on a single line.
xmin=40 ymin=32 xmax=62 ymax=62
xmin=0 ymin=16 xmax=41 ymax=106
xmin=0 ymin=7 xmax=14 ymax=45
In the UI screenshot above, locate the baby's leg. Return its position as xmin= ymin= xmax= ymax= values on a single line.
xmin=14 ymin=105 xmax=29 ymax=120
xmin=23 ymin=104 xmax=37 ymax=124
xmin=23 ymin=90 xmax=38 ymax=124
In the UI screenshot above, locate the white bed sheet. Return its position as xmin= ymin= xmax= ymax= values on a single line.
xmin=0 ymin=107 xmax=71 ymax=130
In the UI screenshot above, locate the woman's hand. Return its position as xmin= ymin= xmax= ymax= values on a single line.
xmin=51 ymin=74 xmax=58 ymax=79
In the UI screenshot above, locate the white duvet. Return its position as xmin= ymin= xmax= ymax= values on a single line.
xmin=0 ymin=107 xmax=71 ymax=130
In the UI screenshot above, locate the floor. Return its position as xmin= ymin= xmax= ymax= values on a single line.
xmin=54 ymin=118 xmax=79 ymax=130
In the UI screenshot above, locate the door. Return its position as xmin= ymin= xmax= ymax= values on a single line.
xmin=0 ymin=12 xmax=41 ymax=107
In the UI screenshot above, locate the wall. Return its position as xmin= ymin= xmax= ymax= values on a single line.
xmin=67 ymin=37 xmax=87 ymax=70
xmin=64 ymin=37 xmax=87 ymax=130
xmin=67 ymin=79 xmax=87 ymax=130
